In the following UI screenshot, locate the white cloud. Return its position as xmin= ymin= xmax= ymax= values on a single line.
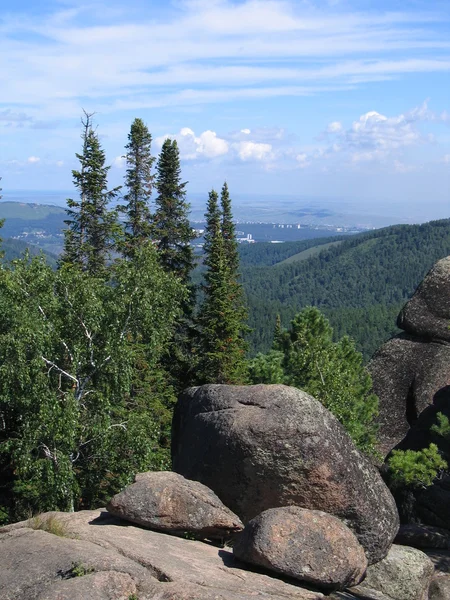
xmin=324 ymin=103 xmax=436 ymax=163
xmin=443 ymin=154 xmax=450 ymax=163
xmin=296 ymin=153 xmax=311 ymax=168
xmin=326 ymin=121 xmax=343 ymax=133
xmin=156 ymin=128 xmax=229 ymax=160
xmin=196 ymin=130 xmax=229 ymax=158
xmin=234 ymin=141 xmax=274 ymax=161
xmin=27 ymin=156 xmax=40 ymax=163
xmin=393 ymin=160 xmax=417 ymax=173
xmin=112 ymin=155 xmax=126 ymax=168
xmin=0 ymin=2 xmax=449 ymax=119
xmin=241 ymin=128 xmax=251 ymax=134
xmin=56 ymin=160 xmax=64 ymax=167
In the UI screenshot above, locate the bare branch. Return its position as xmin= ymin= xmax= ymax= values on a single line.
xmin=41 ymin=357 xmax=78 ymax=385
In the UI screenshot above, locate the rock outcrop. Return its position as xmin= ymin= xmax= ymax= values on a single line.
xmin=348 ymin=545 xmax=435 ymax=600
xmin=233 ymin=506 xmax=367 ymax=591
xmin=369 ymin=256 xmax=450 ymax=456
xmin=395 ymin=524 xmax=450 ymax=551
xmin=398 ymin=256 xmax=450 ymax=343
xmin=0 ymin=510 xmax=324 ymax=600
xmin=172 ymin=384 xmax=399 ymax=564
xmin=387 ymin=387 xmax=450 ymax=528
xmin=106 ymin=471 xmax=243 ymax=538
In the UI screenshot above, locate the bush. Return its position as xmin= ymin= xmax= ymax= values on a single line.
xmin=387 ymin=443 xmax=447 ymax=488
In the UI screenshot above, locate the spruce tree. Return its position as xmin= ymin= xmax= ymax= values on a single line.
xmin=120 ymin=118 xmax=154 ymax=257
xmin=221 ymin=182 xmax=239 ymax=272
xmin=61 ymin=111 xmax=120 ymax=275
xmin=197 ymin=187 xmax=248 ymax=384
xmin=153 ymin=139 xmax=194 ymax=283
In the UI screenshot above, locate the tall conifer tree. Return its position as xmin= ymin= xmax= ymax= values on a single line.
xmin=120 ymin=118 xmax=154 ymax=257
xmin=196 ymin=186 xmax=248 ymax=384
xmin=61 ymin=111 xmax=120 ymax=275
xmin=153 ymin=139 xmax=194 ymax=283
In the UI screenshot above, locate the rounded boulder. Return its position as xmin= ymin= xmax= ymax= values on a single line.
xmin=106 ymin=471 xmax=243 ymax=538
xmin=233 ymin=506 xmax=368 ymax=591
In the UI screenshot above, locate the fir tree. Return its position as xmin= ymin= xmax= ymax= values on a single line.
xmin=120 ymin=118 xmax=154 ymax=257
xmin=196 ymin=187 xmax=248 ymax=384
xmin=221 ymin=182 xmax=239 ymax=272
xmin=61 ymin=111 xmax=120 ymax=275
xmin=248 ymin=307 xmax=379 ymax=454
xmin=153 ymin=139 xmax=194 ymax=283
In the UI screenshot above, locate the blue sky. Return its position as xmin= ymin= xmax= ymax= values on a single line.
xmin=0 ymin=0 xmax=449 ymax=217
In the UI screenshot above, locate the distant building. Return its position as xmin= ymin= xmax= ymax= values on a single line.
xmin=237 ymin=233 xmax=255 ymax=244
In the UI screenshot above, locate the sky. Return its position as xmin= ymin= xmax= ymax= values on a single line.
xmin=0 ymin=0 xmax=449 ymax=218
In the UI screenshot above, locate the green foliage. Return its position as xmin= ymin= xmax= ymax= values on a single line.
xmin=153 ymin=139 xmax=194 ymax=284
xmin=61 ymin=111 xmax=121 ymax=275
xmin=249 ymin=307 xmax=379 ymax=454
xmin=70 ymin=562 xmax=95 ymax=577
xmin=196 ymin=187 xmax=248 ymax=384
xmin=120 ymin=118 xmax=155 ymax=257
xmin=0 ymin=244 xmax=184 ymax=522
xmin=431 ymin=412 xmax=450 ymax=438
xmin=29 ymin=514 xmax=70 ymax=537
xmin=248 ymin=351 xmax=284 ymax=384
xmin=387 ymin=444 xmax=448 ymax=488
xmin=240 ymin=219 xmax=450 ymax=359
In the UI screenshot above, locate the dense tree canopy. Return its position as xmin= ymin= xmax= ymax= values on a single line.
xmin=0 ymin=246 xmax=184 ymax=523
xmin=241 ymin=219 xmax=450 ymax=359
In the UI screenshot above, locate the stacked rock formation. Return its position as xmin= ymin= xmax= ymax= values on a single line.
xmin=172 ymin=383 xmax=399 ymax=564
xmin=369 ymin=256 xmax=450 ymax=456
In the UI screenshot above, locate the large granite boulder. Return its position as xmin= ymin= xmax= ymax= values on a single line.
xmin=172 ymin=384 xmax=399 ymax=564
xmin=348 ymin=545 xmax=435 ymax=600
xmin=0 ymin=509 xmax=324 ymax=600
xmin=368 ymin=335 xmax=450 ymax=456
xmin=233 ymin=506 xmax=367 ymax=591
xmin=398 ymin=256 xmax=450 ymax=342
xmin=106 ymin=471 xmax=243 ymax=538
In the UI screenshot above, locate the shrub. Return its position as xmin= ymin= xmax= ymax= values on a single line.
xmin=387 ymin=443 xmax=447 ymax=488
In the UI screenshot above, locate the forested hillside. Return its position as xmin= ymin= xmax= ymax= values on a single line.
xmin=241 ymin=219 xmax=450 ymax=359
xmin=1 ymin=238 xmax=58 ymax=267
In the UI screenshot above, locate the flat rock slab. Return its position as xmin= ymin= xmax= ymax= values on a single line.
xmin=234 ymin=506 xmax=367 ymax=591
xmin=107 ymin=471 xmax=243 ymax=538
xmin=36 ymin=571 xmax=138 ymax=600
xmin=0 ymin=527 xmax=155 ymax=600
xmin=172 ymin=384 xmax=399 ymax=564
xmin=0 ymin=510 xmax=324 ymax=600
xmin=349 ymin=545 xmax=434 ymax=600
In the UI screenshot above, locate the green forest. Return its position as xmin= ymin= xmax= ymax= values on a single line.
xmin=240 ymin=219 xmax=450 ymax=359
xmin=1 ymin=112 xmax=450 ymax=525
